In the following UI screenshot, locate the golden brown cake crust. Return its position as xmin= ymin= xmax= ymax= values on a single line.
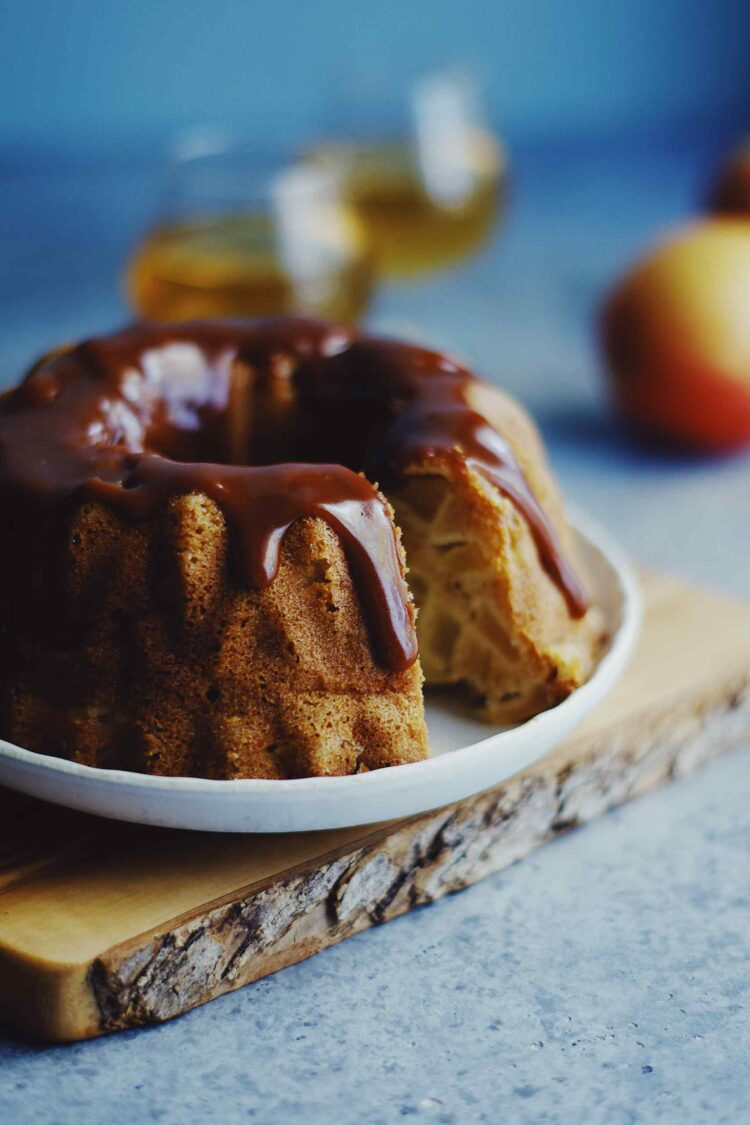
xmin=0 ymin=318 xmax=598 ymax=775
xmin=5 ymin=497 xmax=426 ymax=778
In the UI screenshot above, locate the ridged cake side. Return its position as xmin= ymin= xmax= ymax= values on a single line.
xmin=3 ymin=494 xmax=427 ymax=778
xmin=0 ymin=319 xmax=601 ymax=775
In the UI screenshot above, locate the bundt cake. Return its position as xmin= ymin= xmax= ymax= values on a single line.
xmin=0 ymin=318 xmax=600 ymax=779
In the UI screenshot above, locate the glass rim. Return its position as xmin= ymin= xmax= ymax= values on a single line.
xmin=164 ymin=125 xmax=346 ymax=205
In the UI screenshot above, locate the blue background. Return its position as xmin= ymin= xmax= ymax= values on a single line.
xmin=1 ymin=0 xmax=749 ymax=152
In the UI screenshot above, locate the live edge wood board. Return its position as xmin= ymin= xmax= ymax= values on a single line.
xmin=1 ymin=570 xmax=749 ymax=1042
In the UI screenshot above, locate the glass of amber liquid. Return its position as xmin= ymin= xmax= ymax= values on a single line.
xmin=309 ymin=71 xmax=507 ymax=280
xmin=126 ymin=134 xmax=374 ymax=325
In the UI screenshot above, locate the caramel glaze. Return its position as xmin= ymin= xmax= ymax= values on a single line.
xmin=0 ymin=318 xmax=588 ymax=674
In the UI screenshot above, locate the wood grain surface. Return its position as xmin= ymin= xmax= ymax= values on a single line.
xmin=1 ymin=570 xmax=748 ymax=1042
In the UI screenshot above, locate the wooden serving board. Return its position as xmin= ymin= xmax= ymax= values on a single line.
xmin=1 ymin=571 xmax=749 ymax=1042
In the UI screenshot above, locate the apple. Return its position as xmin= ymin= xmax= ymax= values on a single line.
xmin=601 ymin=219 xmax=750 ymax=451
xmin=708 ymin=139 xmax=750 ymax=216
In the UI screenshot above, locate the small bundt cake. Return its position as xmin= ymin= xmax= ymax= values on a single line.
xmin=0 ymin=318 xmax=600 ymax=779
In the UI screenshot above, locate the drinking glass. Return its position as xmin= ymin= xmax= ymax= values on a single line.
xmin=126 ymin=131 xmax=374 ymax=325
xmin=309 ymin=71 xmax=508 ymax=280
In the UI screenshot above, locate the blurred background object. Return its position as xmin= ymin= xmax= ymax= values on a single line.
xmin=126 ymin=135 xmax=373 ymax=323
xmin=3 ymin=0 xmax=750 ymax=357
xmin=601 ymin=220 xmax=750 ymax=451
xmin=309 ymin=70 xmax=505 ymax=279
xmin=127 ymin=69 xmax=504 ymax=322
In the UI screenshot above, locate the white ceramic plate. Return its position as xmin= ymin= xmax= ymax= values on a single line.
xmin=0 ymin=512 xmax=640 ymax=833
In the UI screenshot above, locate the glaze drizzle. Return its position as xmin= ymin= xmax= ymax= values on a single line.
xmin=0 ymin=318 xmax=588 ymax=673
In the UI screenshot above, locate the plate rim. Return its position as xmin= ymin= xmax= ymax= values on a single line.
xmin=0 ymin=509 xmax=641 ymax=802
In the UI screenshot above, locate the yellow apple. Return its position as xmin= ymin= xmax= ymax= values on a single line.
xmin=601 ymin=219 xmax=750 ymax=451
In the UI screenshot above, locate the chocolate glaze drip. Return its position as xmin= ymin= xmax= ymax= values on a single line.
xmin=0 ymin=317 xmax=588 ymax=674
xmin=290 ymin=338 xmax=589 ymax=617
xmin=88 ymin=457 xmax=415 ymax=672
